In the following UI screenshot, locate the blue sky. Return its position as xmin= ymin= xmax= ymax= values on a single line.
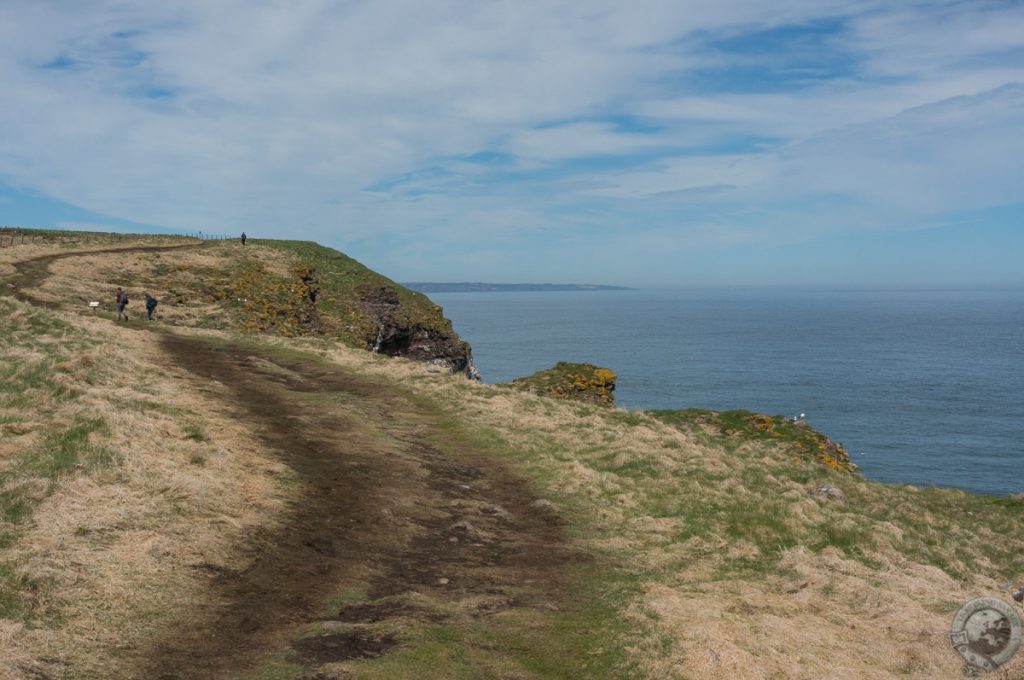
xmin=1 ymin=1 xmax=1022 ymax=287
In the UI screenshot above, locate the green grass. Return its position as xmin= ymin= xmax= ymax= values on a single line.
xmin=650 ymin=408 xmax=857 ymax=472
xmin=182 ymin=423 xmax=211 ymax=442
xmin=0 ymin=299 xmax=98 ymax=409
xmin=25 ymin=418 xmax=114 ymax=477
xmin=258 ymin=240 xmax=461 ymax=347
xmin=238 ymin=656 xmax=306 ymax=680
xmin=0 ymin=418 xmax=114 ymax=531
xmin=0 ymin=418 xmax=115 ymax=618
xmin=614 ymin=407 xmax=1024 ymax=582
xmin=348 ymin=570 xmax=643 ymax=680
xmin=0 ymin=301 xmax=114 ymax=620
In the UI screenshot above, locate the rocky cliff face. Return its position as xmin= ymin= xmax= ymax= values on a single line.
xmin=360 ymin=285 xmax=480 ymax=380
xmin=223 ymin=241 xmax=482 ymax=380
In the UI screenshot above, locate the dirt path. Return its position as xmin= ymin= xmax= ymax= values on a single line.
xmin=9 ymin=244 xmax=581 ymax=679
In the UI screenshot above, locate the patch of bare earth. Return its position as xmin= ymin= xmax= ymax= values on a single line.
xmin=142 ymin=338 xmax=575 ymax=678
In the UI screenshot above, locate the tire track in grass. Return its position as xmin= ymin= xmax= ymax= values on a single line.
xmin=9 ymin=243 xmax=588 ymax=679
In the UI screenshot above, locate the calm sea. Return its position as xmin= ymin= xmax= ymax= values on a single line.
xmin=429 ymin=289 xmax=1024 ymax=496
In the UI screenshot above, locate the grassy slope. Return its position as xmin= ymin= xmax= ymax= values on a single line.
xmin=0 ymin=299 xmax=109 ymax=620
xmin=1 ymin=240 xmax=293 ymax=680
xmin=4 ymin=237 xmax=1024 ymax=678
xmin=63 ymin=239 xmax=465 ymax=351
xmin=259 ymin=240 xmax=457 ymax=345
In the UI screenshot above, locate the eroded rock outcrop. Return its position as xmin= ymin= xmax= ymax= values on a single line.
xmin=510 ymin=362 xmax=617 ymax=407
xmin=361 ymin=285 xmax=480 ymax=380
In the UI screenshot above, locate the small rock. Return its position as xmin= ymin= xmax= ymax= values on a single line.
xmin=437 ymin=577 xmax=449 ymax=585
xmin=707 ymin=649 xmax=720 ymax=663
xmin=531 ymin=499 xmax=555 ymax=509
xmin=480 ymin=503 xmax=511 ymax=521
xmin=448 ymin=536 xmax=458 ymax=543
xmin=449 ymin=520 xmax=488 ymax=541
xmin=815 ymin=483 xmax=846 ymax=504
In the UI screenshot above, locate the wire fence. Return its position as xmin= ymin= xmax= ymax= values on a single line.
xmin=0 ymin=226 xmax=239 ymax=248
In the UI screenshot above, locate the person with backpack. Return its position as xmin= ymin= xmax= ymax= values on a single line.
xmin=145 ymin=293 xmax=158 ymax=321
xmin=116 ymin=287 xmax=129 ymax=321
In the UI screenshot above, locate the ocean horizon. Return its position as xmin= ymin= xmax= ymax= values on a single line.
xmin=430 ymin=287 xmax=1024 ymax=496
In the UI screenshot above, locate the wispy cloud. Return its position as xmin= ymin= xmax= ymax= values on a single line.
xmin=0 ymin=0 xmax=1021 ymax=283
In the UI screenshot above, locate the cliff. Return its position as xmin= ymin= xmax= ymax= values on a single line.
xmin=260 ymin=241 xmax=479 ymax=378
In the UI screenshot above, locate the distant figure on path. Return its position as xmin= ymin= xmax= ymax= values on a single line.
xmin=116 ymin=287 xmax=129 ymax=321
xmin=145 ymin=293 xmax=158 ymax=321
xmin=241 ymin=232 xmax=247 ymax=246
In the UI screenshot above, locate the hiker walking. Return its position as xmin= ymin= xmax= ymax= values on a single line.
xmin=115 ymin=287 xmax=129 ymax=321
xmin=241 ymin=231 xmax=247 ymax=246
xmin=145 ymin=293 xmax=158 ymax=321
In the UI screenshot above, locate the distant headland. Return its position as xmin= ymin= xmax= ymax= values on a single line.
xmin=402 ymin=282 xmax=632 ymax=293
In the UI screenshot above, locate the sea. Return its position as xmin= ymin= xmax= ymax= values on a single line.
xmin=428 ymin=288 xmax=1024 ymax=496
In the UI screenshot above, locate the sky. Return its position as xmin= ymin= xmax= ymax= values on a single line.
xmin=1 ymin=1 xmax=1022 ymax=287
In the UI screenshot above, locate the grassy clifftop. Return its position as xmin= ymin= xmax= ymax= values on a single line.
xmin=30 ymin=238 xmax=477 ymax=376
xmin=258 ymin=240 xmax=458 ymax=344
xmin=649 ymin=408 xmax=859 ymax=473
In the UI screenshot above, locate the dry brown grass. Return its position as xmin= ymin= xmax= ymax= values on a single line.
xmin=1 ymin=251 xmax=295 ymax=678
xmin=38 ymin=242 xmax=307 ymax=331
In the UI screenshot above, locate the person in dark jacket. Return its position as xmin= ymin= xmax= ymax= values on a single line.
xmin=241 ymin=231 xmax=247 ymax=246
xmin=116 ymin=287 xmax=129 ymax=321
xmin=145 ymin=293 xmax=158 ymax=321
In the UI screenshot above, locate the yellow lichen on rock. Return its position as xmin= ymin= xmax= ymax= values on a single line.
xmin=511 ymin=362 xmax=617 ymax=407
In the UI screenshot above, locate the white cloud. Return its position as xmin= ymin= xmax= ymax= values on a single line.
xmin=504 ymin=122 xmax=666 ymax=161
xmin=582 ymin=154 xmax=778 ymax=199
xmin=0 ymin=0 xmax=1020 ymax=281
